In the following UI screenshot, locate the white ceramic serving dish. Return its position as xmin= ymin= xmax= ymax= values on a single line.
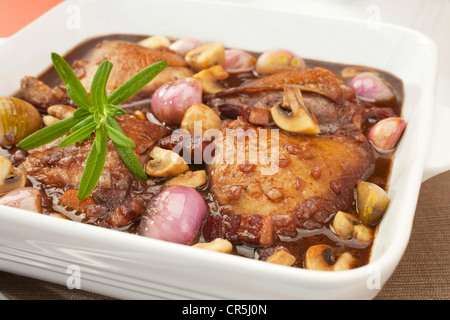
xmin=0 ymin=0 xmax=446 ymax=300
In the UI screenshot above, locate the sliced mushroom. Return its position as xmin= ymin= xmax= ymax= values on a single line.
xmin=341 ymin=66 xmax=377 ymax=79
xmin=43 ymin=104 xmax=77 ymax=126
xmin=353 ymin=224 xmax=374 ymax=242
xmin=192 ymin=238 xmax=233 ymax=253
xmin=180 ymin=103 xmax=222 ymax=138
xmin=42 ymin=115 xmax=59 ymax=126
xmin=265 ymin=250 xmax=296 ymax=266
xmin=185 ymin=42 xmax=225 ymax=71
xmin=47 ymin=104 xmax=76 ymax=120
xmin=332 ymin=211 xmax=358 ymax=239
xmin=138 ymin=35 xmax=171 ymax=49
xmin=50 ymin=212 xmax=71 ymax=220
xmin=145 ymin=147 xmax=189 ymax=178
xmin=164 ymin=170 xmax=207 ymax=188
xmin=270 ymin=86 xmax=320 ymax=134
xmin=332 ymin=211 xmax=374 ymax=242
xmin=304 ymin=244 xmax=356 ymax=271
xmin=192 ymin=65 xmax=229 ymax=94
xmin=0 ymin=156 xmax=27 ymax=195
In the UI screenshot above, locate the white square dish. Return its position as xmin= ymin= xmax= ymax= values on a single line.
xmin=0 ymin=0 xmax=442 ymax=299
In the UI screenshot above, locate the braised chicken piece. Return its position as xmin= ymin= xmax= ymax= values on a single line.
xmin=18 ymin=115 xmax=168 ymax=225
xmin=206 ymin=118 xmax=374 ymax=234
xmin=204 ymin=67 xmax=364 ymax=134
xmin=16 ymin=40 xmax=194 ymax=110
xmin=16 ymin=77 xmax=66 ymax=111
xmin=74 ymin=40 xmax=193 ymax=102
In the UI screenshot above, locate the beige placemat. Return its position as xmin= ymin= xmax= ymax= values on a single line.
xmin=1 ymin=171 xmax=449 ymax=300
xmin=374 ymin=170 xmax=450 ymax=300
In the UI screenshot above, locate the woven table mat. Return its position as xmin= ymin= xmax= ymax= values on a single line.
xmin=1 ymin=171 xmax=449 ymax=300
xmin=374 ymin=170 xmax=450 ymax=299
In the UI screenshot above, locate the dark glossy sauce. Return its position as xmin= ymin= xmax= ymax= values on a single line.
xmin=6 ymin=34 xmax=403 ymax=269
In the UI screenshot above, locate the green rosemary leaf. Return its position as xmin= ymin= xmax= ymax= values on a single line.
xmin=108 ymin=106 xmax=127 ymax=117
xmin=70 ymin=115 xmax=95 ymax=133
xmin=95 ymin=125 xmax=107 ymax=154
xmin=90 ymin=60 xmax=113 ymax=115
xmin=77 ymin=130 xmax=107 ymax=200
xmin=114 ymin=144 xmax=148 ymax=181
xmin=73 ymin=107 xmax=91 ymax=118
xmin=58 ymin=121 xmax=96 ymax=148
xmin=105 ymin=122 xmax=135 ymax=148
xmin=107 ymin=60 xmax=168 ymax=106
xmin=106 ymin=117 xmax=147 ymax=181
xmin=18 ymin=115 xmax=86 ymax=150
xmin=20 ymin=53 xmax=168 ymax=200
xmin=51 ymin=53 xmax=91 ymax=110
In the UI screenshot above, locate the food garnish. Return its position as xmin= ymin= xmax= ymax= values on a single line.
xmin=18 ymin=53 xmax=168 ymax=200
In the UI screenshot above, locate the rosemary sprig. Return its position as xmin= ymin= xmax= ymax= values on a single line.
xmin=18 ymin=53 xmax=168 ymax=200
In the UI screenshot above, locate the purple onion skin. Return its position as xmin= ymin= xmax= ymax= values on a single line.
xmin=0 ymin=187 xmax=42 ymax=213
xmin=138 ymin=186 xmax=207 ymax=245
xmin=151 ymin=78 xmax=202 ymax=126
xmin=169 ymin=38 xmax=204 ymax=56
xmin=224 ymin=49 xmax=256 ymax=73
xmin=368 ymin=117 xmax=406 ymax=152
xmin=349 ymin=72 xmax=395 ymax=102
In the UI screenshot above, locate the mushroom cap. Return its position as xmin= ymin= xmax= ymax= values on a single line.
xmin=0 ymin=156 xmax=27 ymax=195
xmin=145 ymin=147 xmax=189 ymax=178
xmin=304 ymin=244 xmax=356 ymax=271
xmin=270 ymin=86 xmax=320 ymax=134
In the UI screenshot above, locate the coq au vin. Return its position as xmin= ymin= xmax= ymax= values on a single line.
xmin=0 ymin=34 xmax=405 ymax=271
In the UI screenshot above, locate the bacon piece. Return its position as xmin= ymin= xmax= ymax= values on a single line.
xmin=202 ymin=213 xmax=273 ymax=246
xmin=20 ymin=115 xmax=168 ymax=215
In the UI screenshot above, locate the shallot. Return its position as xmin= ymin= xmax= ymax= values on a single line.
xmin=0 ymin=187 xmax=42 ymax=213
xmin=169 ymin=38 xmax=204 ymax=56
xmin=255 ymin=49 xmax=305 ymax=75
xmin=368 ymin=117 xmax=406 ymax=152
xmin=150 ymin=78 xmax=202 ymax=126
xmin=349 ymin=72 xmax=395 ymax=102
xmin=138 ymin=186 xmax=207 ymax=245
xmin=356 ymin=180 xmax=390 ymax=226
xmin=223 ymin=49 xmax=256 ymax=73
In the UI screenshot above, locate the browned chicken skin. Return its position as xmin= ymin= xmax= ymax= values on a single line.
xmin=202 ymin=66 xmax=377 ymax=245
xmin=16 ymin=40 xmax=194 ymax=110
xmin=74 ymin=40 xmax=193 ymax=102
xmin=19 ymin=115 xmax=168 ymax=224
xmin=204 ymin=67 xmax=364 ymax=134
xmin=207 ymin=119 xmax=374 ymax=232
